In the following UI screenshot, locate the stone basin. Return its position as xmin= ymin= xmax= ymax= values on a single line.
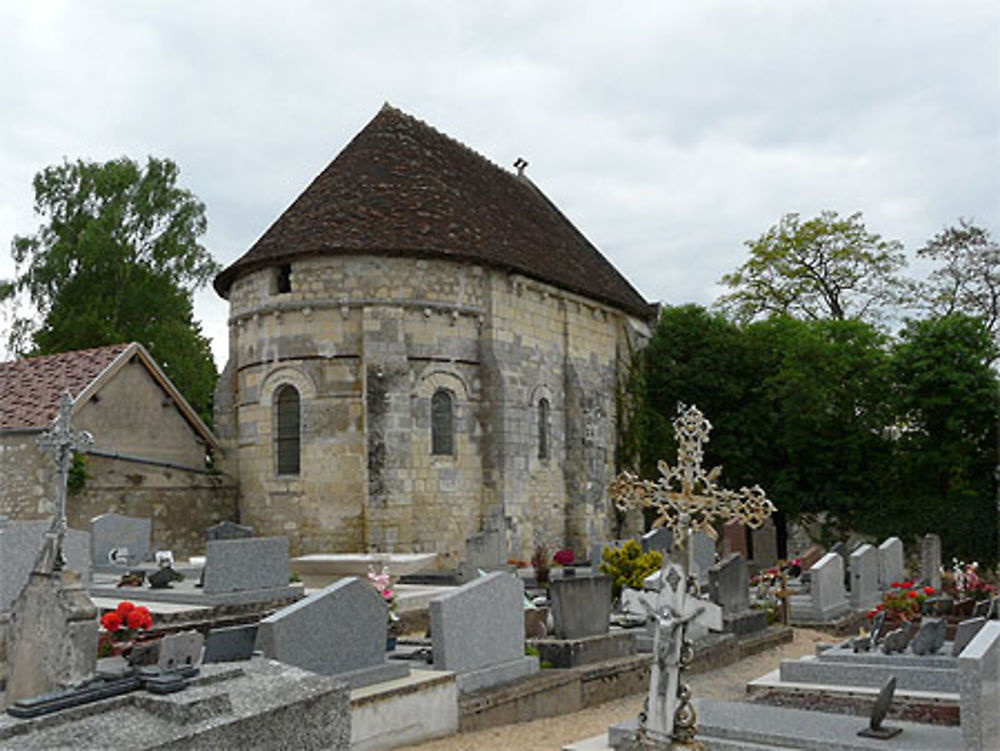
xmin=290 ymin=553 xmax=437 ymax=589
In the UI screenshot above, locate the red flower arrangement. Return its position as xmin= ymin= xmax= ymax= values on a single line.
xmin=553 ymin=548 xmax=575 ymax=566
xmin=867 ymin=580 xmax=934 ymax=629
xmin=99 ymin=601 xmax=153 ymax=657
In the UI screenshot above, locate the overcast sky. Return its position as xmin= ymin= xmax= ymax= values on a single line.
xmin=1 ymin=1 xmax=997 ymax=368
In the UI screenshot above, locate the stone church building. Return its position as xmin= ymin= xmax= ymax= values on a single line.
xmin=213 ymin=105 xmax=656 ymax=566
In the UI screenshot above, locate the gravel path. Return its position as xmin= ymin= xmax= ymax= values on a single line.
xmin=396 ymin=627 xmax=830 ymax=751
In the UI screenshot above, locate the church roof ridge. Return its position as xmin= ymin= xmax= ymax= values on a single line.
xmin=214 ymin=106 xmax=654 ymax=318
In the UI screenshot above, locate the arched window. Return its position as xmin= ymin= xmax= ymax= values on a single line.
xmin=538 ymin=398 xmax=550 ymax=460
xmin=431 ymin=389 xmax=454 ymax=456
xmin=275 ymin=384 xmax=300 ymax=475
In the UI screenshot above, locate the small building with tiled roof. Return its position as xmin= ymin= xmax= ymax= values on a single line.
xmin=213 ymin=105 xmax=655 ymax=563
xmin=0 ymin=343 xmax=235 ymax=556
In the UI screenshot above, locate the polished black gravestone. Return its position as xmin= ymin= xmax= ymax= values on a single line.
xmin=858 ymin=676 xmax=902 ymax=739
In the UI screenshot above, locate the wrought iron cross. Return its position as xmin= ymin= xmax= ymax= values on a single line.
xmin=35 ymin=391 xmax=93 ymax=572
xmin=610 ymin=403 xmax=775 ymax=551
xmin=609 ymin=404 xmax=774 ymax=744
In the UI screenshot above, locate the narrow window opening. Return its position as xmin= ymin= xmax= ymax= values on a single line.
xmin=275 ymin=384 xmax=300 ymax=475
xmin=272 ymin=264 xmax=292 ymax=295
xmin=538 ymin=398 xmax=550 ymax=460
xmin=431 ymin=389 xmax=454 ymax=456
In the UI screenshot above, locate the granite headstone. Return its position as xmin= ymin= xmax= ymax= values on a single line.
xmin=549 ymin=573 xmax=612 ymax=639
xmin=708 ymin=553 xmax=750 ymax=614
xmin=256 ymin=577 xmax=408 ymax=688
xmin=952 ymin=617 xmax=987 ymax=657
xmin=429 ymin=571 xmax=538 ymax=692
xmin=204 ymin=520 xmax=253 ymax=541
xmin=203 ymin=536 xmax=290 ymax=594
xmin=90 ymin=512 xmax=151 ymax=567
xmin=921 ymin=533 xmax=942 ymax=590
xmin=849 ymin=543 xmax=880 ymax=611
xmin=877 ymin=536 xmax=905 ymax=591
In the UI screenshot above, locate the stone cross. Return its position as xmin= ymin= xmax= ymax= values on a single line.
xmin=610 ymin=404 xmax=774 ymax=745
xmin=34 ymin=391 xmax=93 ymax=573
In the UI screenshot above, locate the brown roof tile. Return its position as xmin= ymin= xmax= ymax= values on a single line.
xmin=214 ymin=105 xmax=654 ymax=318
xmin=0 ymin=344 xmax=130 ymax=429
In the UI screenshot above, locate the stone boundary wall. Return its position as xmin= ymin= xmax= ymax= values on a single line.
xmin=67 ymin=454 xmax=238 ymax=560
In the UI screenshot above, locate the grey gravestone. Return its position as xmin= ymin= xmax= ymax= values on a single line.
xmin=90 ymin=513 xmax=151 ymax=567
xmin=204 ymin=624 xmax=259 ymax=663
xmin=689 ymin=530 xmax=716 ymax=585
xmin=640 ymin=527 xmax=671 ymax=557
xmin=790 ymin=552 xmax=849 ymax=622
xmin=1 ymin=521 xmax=90 ymax=611
xmin=461 ymin=526 xmax=504 ymax=581
xmin=881 ymin=627 xmax=911 ymax=654
xmin=911 ymin=617 xmax=947 ymax=655
xmin=709 ymin=553 xmax=750 ymax=614
xmin=958 ymin=621 xmax=1000 ymax=751
xmin=830 ymin=541 xmax=850 ymax=589
xmin=952 ymin=617 xmax=987 ymax=657
xmin=723 ymin=520 xmax=747 ymax=558
xmin=849 ymin=543 xmax=880 ymax=611
xmin=204 ymin=520 xmax=253 ymax=541
xmin=429 ymin=571 xmax=538 ymax=692
xmin=203 ymin=536 xmax=289 ymax=594
xmin=750 ymin=518 xmax=778 ymax=569
xmin=921 ymin=533 xmax=942 ymax=590
xmin=877 ymin=537 xmax=905 ymax=591
xmin=157 ymin=630 xmax=204 ymax=671
xmin=857 ymin=676 xmax=901 ymax=739
xmin=549 ymin=573 xmax=611 ymax=639
xmin=256 ymin=577 xmax=408 ymax=689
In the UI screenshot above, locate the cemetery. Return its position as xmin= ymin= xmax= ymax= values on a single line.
xmin=0 ymin=376 xmax=997 ymax=751
xmin=0 ymin=95 xmax=995 ymax=750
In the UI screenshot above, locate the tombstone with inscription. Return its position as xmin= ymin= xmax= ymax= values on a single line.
xmin=722 ymin=519 xmax=747 ymax=558
xmin=921 ymin=533 xmax=942 ymax=590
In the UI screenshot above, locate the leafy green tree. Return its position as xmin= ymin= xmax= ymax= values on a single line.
xmin=917 ymin=220 xmax=999 ymax=352
xmin=716 ymin=211 xmax=910 ymax=324
xmin=888 ymin=314 xmax=999 ymax=563
xmin=6 ymin=156 xmax=220 ymax=422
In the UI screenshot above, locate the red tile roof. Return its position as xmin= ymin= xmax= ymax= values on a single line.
xmin=0 ymin=344 xmax=130 ymax=429
xmin=215 ymin=105 xmax=654 ymax=318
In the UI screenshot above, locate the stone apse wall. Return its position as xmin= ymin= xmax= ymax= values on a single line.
xmin=215 ymin=255 xmax=649 ymax=563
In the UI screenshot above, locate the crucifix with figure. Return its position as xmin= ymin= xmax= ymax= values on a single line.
xmin=33 ymin=390 xmax=93 ymax=573
xmin=609 ymin=404 xmax=775 ymax=748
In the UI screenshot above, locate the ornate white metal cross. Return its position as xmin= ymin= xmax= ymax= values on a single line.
xmin=609 ymin=404 xmax=774 ymax=746
xmin=35 ymin=391 xmax=93 ymax=571
xmin=610 ymin=404 xmax=775 ymax=546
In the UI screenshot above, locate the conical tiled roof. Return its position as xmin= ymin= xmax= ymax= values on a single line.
xmin=215 ymin=105 xmax=653 ymax=318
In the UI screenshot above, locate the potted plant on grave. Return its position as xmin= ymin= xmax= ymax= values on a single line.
xmin=942 ymin=560 xmax=995 ymax=616
xmin=367 ymin=565 xmax=401 ymax=650
xmin=98 ymin=601 xmax=154 ymax=660
xmin=866 ymin=580 xmax=935 ymax=635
